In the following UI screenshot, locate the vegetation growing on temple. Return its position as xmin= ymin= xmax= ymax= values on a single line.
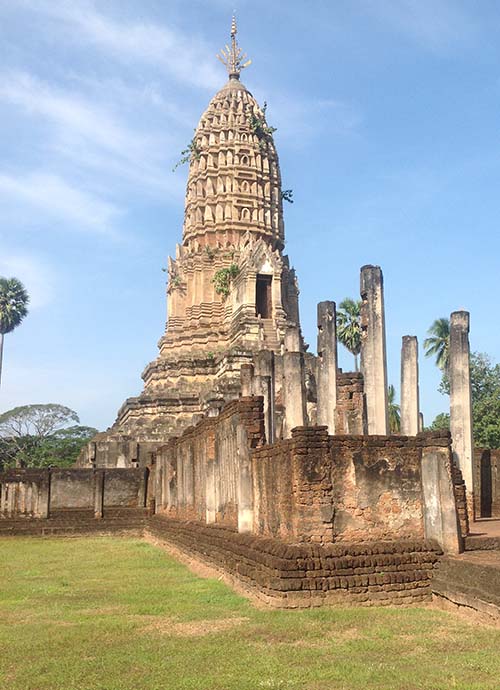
xmin=172 ymin=137 xmax=202 ymax=172
xmin=212 ymin=264 xmax=240 ymax=298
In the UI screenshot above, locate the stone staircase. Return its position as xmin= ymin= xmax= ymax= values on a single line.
xmin=259 ymin=319 xmax=280 ymax=350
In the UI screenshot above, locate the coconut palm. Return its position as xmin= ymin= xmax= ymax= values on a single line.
xmin=336 ymin=298 xmax=362 ymax=372
xmin=0 ymin=277 xmax=29 ymax=388
xmin=388 ymin=384 xmax=401 ymax=433
xmin=423 ymin=317 xmax=450 ymax=372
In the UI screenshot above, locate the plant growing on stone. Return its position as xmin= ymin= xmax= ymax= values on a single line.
xmin=336 ymin=298 xmax=362 ymax=372
xmin=172 ymin=137 xmax=201 ymax=172
xmin=281 ymin=189 xmax=294 ymax=204
xmin=246 ymin=102 xmax=277 ymax=141
xmin=0 ymin=277 xmax=29 ymax=388
xmin=212 ymin=264 xmax=240 ymax=298
xmin=205 ymin=246 xmax=216 ymax=261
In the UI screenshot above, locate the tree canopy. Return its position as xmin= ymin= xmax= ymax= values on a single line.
xmin=388 ymin=384 xmax=401 ymax=433
xmin=336 ymin=298 xmax=362 ymax=372
xmin=434 ymin=352 xmax=500 ymax=448
xmin=0 ymin=404 xmax=79 ymax=438
xmin=423 ymin=317 xmax=450 ymax=372
xmin=0 ymin=404 xmax=97 ymax=469
xmin=0 ymin=277 xmax=29 ymax=335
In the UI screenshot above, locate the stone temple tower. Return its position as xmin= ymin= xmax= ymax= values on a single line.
xmin=99 ymin=20 xmax=303 ymax=459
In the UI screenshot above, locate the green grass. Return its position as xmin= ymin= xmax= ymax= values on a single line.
xmin=0 ymin=538 xmax=499 ymax=690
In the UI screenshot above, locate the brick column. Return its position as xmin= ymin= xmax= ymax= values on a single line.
xmin=400 ymin=335 xmax=420 ymax=436
xmin=449 ymin=310 xmax=475 ymax=523
xmin=360 ymin=265 xmax=389 ymax=435
xmin=317 ymin=301 xmax=337 ymax=434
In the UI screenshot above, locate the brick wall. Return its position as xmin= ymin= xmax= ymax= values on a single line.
xmin=253 ymin=429 xmax=458 ymax=545
xmin=148 ymin=515 xmax=442 ymax=608
xmin=335 ymin=372 xmax=366 ymax=435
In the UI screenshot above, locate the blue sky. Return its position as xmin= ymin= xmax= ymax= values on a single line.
xmin=1 ymin=0 xmax=500 ymax=431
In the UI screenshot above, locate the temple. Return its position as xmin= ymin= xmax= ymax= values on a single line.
xmin=90 ymin=19 xmax=304 ymax=464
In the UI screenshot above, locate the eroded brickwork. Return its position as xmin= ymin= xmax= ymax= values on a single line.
xmin=148 ymin=515 xmax=442 ymax=608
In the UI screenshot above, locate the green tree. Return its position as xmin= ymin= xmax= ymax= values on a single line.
xmin=0 ymin=277 xmax=29 ymax=388
xmin=438 ymin=352 xmax=500 ymax=448
xmin=423 ymin=317 xmax=450 ymax=372
xmin=388 ymin=384 xmax=401 ymax=433
xmin=427 ymin=412 xmax=450 ymax=431
xmin=0 ymin=404 xmax=96 ymax=468
xmin=336 ymin=298 xmax=362 ymax=372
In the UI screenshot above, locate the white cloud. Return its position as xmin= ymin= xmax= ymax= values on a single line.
xmin=0 ymin=251 xmax=55 ymax=309
xmin=15 ymin=0 xmax=221 ymax=90
xmin=0 ymin=171 xmax=121 ymax=235
xmin=0 ymin=71 xmax=180 ymax=191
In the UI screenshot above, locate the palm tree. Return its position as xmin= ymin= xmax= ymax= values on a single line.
xmin=388 ymin=384 xmax=401 ymax=433
xmin=0 ymin=277 xmax=29 ymax=388
xmin=336 ymin=298 xmax=362 ymax=372
xmin=423 ymin=317 xmax=450 ymax=372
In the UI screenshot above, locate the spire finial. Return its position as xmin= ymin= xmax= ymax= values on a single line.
xmin=217 ymin=14 xmax=251 ymax=80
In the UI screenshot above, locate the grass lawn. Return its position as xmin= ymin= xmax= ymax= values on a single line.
xmin=0 ymin=538 xmax=499 ymax=690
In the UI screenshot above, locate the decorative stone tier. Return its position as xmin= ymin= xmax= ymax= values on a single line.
xmin=182 ymin=78 xmax=284 ymax=252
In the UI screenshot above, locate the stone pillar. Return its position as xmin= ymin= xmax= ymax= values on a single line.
xmin=282 ymin=351 xmax=307 ymax=438
xmin=253 ymin=351 xmax=275 ymax=444
xmin=205 ymin=459 xmax=216 ymax=524
xmin=421 ymin=444 xmax=461 ymax=554
xmin=205 ymin=428 xmax=216 ymax=524
xmin=237 ymin=425 xmax=253 ymax=532
xmin=38 ymin=470 xmax=51 ymax=519
xmin=400 ymin=335 xmax=420 ymax=436
xmin=316 ymin=301 xmax=338 ymax=434
xmin=94 ymin=469 xmax=105 ymax=519
xmin=285 ymin=326 xmax=301 ymax=353
xmin=360 ymin=265 xmax=389 ymax=435
xmin=240 ymin=363 xmax=254 ymax=397
xmin=449 ymin=310 xmax=475 ymax=522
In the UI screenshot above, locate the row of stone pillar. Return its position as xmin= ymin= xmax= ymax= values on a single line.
xmin=359 ymin=265 xmax=475 ymax=519
xmin=241 ymin=263 xmax=475 ymax=518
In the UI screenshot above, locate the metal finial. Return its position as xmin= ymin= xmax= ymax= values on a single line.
xmin=217 ymin=15 xmax=251 ymax=80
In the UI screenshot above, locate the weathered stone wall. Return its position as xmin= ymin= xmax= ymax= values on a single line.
xmin=154 ymin=398 xmax=265 ymax=529
xmin=0 ymin=468 xmax=149 ymax=519
xmin=78 ymin=434 xmax=158 ymax=468
xmin=474 ymin=448 xmax=500 ymax=519
xmin=335 ymin=372 xmax=366 ymax=435
xmin=148 ymin=515 xmax=442 ymax=608
xmin=252 ymin=429 xmax=460 ymax=549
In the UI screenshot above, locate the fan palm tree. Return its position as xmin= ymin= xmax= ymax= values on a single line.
xmin=423 ymin=317 xmax=450 ymax=372
xmin=0 ymin=277 xmax=29 ymax=388
xmin=336 ymin=298 xmax=362 ymax=372
xmin=388 ymin=384 xmax=401 ymax=433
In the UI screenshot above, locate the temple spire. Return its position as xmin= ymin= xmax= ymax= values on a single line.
xmin=217 ymin=15 xmax=251 ymax=80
